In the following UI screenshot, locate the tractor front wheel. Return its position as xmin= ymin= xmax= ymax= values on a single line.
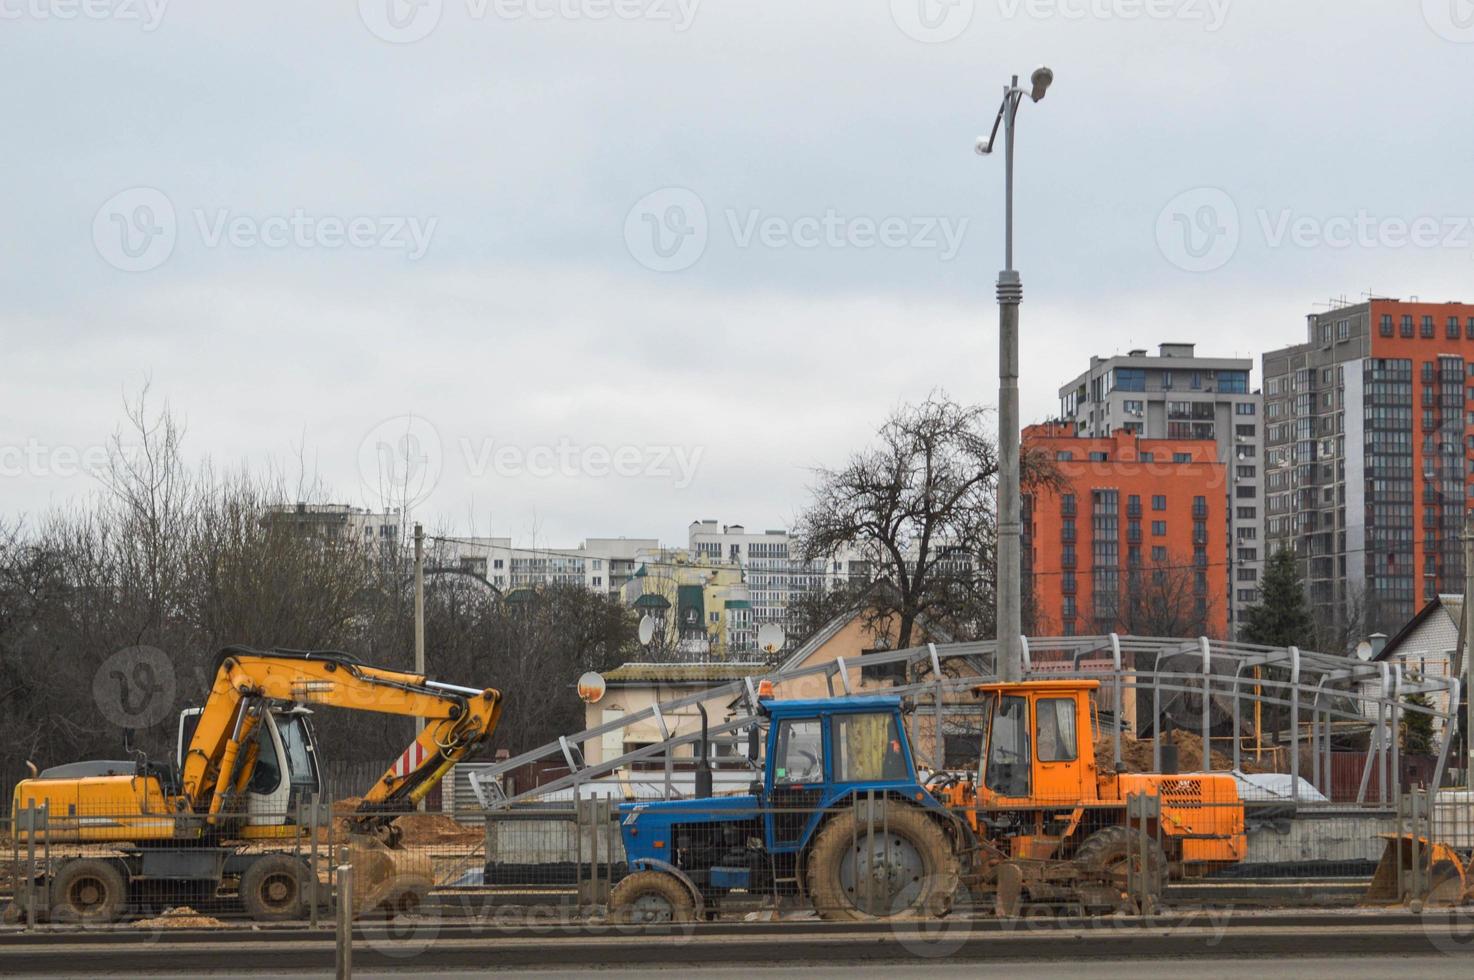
xmin=1073 ymin=825 xmax=1167 ymax=913
xmin=806 ymin=802 xmax=959 ymax=921
xmin=609 ymin=871 xmax=697 ymax=924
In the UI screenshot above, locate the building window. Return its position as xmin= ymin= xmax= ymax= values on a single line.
xmin=1123 ymin=400 xmax=1144 ymax=416
xmin=1173 ymin=452 xmax=1191 ymax=463
xmin=1236 ymin=424 xmax=1256 ymax=437
xmin=1237 ymin=506 xmax=1257 ymax=519
xmin=1139 ymin=452 xmax=1154 ymax=462
xmin=1237 ymin=464 xmax=1256 ymax=478
xmin=1422 ymin=315 xmax=1435 ymax=338
xmin=1338 ymin=320 xmax=1350 ymax=341
xmin=1151 ymin=521 xmax=1167 ymax=536
xmin=1450 ymin=316 xmax=1462 ymax=340
xmin=1235 ymin=402 xmax=1256 ymax=415
xmin=1380 ymin=314 xmax=1394 ymax=337
xmin=1056 ymin=451 xmax=1074 ymax=461
xmin=1113 ymin=368 xmax=1146 ymax=392
xmin=1238 ymin=547 xmax=1257 ymax=561
xmin=1402 ymin=315 xmax=1414 ymax=338
xmin=1151 ymin=546 xmax=1167 ymax=562
xmin=1151 ymin=495 xmax=1167 ymax=511
xmin=1467 ymin=317 xmax=1474 ymax=341
xmin=1089 ymin=451 xmax=1108 ymax=462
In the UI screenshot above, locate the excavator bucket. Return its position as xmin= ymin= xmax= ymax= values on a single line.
xmin=346 ymin=835 xmax=435 ymax=917
xmin=1364 ymin=834 xmax=1468 ymax=906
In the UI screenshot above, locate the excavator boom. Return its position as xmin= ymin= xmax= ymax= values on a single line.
xmin=183 ymin=647 xmax=502 ymax=829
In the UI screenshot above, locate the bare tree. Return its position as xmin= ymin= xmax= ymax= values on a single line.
xmin=795 ymin=392 xmax=1059 ymax=648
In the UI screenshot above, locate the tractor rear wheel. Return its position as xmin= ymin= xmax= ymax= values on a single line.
xmin=1073 ymin=825 xmax=1167 ymax=912
xmin=806 ymin=802 xmax=959 ymax=921
xmin=51 ymin=859 xmax=128 ymax=924
xmin=609 ymin=871 xmax=697 ymax=924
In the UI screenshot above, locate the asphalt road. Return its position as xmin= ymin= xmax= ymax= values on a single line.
xmin=3 ymin=912 xmax=1473 ymax=975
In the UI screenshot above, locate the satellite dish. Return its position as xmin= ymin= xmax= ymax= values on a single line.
xmin=1355 ymin=641 xmax=1374 ymax=662
xmin=577 ymin=671 xmax=606 ymax=705
xmin=757 ymin=623 xmax=786 ymax=656
xmin=638 ymin=614 xmax=656 ymax=647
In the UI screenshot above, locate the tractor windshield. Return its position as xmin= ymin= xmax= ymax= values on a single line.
xmin=984 ymin=695 xmax=1031 ymax=797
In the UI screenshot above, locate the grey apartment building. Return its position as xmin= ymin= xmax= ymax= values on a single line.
xmin=1057 ymin=344 xmax=1263 ymax=636
xmin=1263 ymin=298 xmax=1474 ymax=640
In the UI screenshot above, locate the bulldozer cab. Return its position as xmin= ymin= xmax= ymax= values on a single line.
xmin=976 ymin=680 xmax=1100 ymax=808
xmin=176 ymin=702 xmax=323 ymax=825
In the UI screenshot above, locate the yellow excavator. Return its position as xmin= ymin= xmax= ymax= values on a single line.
xmin=8 ymin=646 xmax=502 ymax=923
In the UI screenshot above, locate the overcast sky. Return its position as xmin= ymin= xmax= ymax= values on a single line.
xmin=4 ymin=0 xmax=1473 ymax=545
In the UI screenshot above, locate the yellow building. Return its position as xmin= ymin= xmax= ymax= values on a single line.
xmin=621 ymin=549 xmax=754 ymax=658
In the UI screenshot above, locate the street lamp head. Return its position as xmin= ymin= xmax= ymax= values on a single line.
xmin=1029 ymin=66 xmax=1054 ymax=103
xmin=975 ymin=136 xmax=994 ymax=156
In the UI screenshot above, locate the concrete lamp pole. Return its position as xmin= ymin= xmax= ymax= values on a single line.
xmin=977 ymin=66 xmax=1053 ymax=683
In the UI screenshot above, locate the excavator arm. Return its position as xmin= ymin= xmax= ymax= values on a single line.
xmin=181 ymin=646 xmax=502 ymax=830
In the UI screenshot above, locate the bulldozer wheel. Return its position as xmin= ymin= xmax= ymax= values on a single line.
xmin=1073 ymin=825 xmax=1166 ymax=910
xmin=609 ymin=871 xmax=696 ymax=924
xmin=806 ymin=801 xmax=959 ymax=921
xmin=240 ymin=855 xmax=308 ymax=922
xmin=51 ymin=859 xmax=128 ymax=924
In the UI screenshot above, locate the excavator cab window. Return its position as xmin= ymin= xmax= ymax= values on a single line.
xmin=277 ymin=712 xmax=321 ymax=795
xmin=984 ymin=695 xmax=1031 ymax=798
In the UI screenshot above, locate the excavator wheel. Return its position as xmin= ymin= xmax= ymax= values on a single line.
xmin=609 ymin=871 xmax=697 ymax=924
xmin=51 ymin=859 xmax=128 ymax=925
xmin=240 ymin=855 xmax=309 ymax=922
xmin=1073 ymin=825 xmax=1167 ymax=913
xmin=805 ymin=801 xmax=959 ymax=921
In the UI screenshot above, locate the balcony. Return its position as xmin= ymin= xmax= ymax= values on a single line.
xmin=1192 ymin=505 xmax=1210 ymax=520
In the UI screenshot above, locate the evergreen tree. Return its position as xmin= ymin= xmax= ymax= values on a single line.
xmin=1241 ymin=549 xmax=1315 ymax=648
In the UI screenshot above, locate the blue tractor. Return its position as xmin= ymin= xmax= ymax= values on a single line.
xmin=608 ymin=693 xmax=968 ymax=922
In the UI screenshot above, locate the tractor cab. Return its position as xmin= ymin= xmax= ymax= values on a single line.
xmin=760 ymin=696 xmax=921 ymax=850
xmin=974 ymin=680 xmax=1102 ymax=809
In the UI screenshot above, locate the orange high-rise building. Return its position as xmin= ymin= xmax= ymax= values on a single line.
xmin=1023 ymin=424 xmax=1230 ymax=638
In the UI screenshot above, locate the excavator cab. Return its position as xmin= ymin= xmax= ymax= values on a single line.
xmin=176 ymin=702 xmax=324 ymax=826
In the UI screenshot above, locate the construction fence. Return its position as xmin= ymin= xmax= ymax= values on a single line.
xmin=3 ymin=789 xmax=1471 ymax=928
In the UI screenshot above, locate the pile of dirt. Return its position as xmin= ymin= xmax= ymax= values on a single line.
xmin=131 ymin=906 xmax=225 ymax=929
xmin=1094 ymin=731 xmax=1252 ymax=774
xmin=391 ymin=813 xmax=481 ymax=846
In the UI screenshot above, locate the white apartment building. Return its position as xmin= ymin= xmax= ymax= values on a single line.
xmin=441 ymin=536 xmax=658 ymax=596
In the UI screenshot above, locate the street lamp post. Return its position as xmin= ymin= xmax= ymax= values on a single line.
xmin=977 ymin=67 xmax=1053 ymax=683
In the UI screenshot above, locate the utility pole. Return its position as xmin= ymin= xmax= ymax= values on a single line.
xmin=1464 ymin=514 xmax=1474 ymax=789
xmin=414 ymin=522 xmax=426 ymax=811
xmin=977 ymin=66 xmax=1053 ymax=682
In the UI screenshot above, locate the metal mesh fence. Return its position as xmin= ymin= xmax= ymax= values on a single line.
xmin=7 ymin=789 xmax=1468 ymax=930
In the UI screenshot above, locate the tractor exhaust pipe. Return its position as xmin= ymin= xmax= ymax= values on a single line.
xmin=694 ymin=703 xmax=713 ymax=799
